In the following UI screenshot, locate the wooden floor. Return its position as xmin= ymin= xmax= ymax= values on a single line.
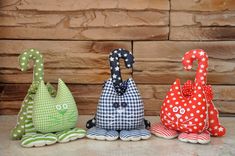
xmin=0 ymin=115 xmax=234 ymax=156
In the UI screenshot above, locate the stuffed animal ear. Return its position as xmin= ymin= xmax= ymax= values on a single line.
xmin=46 ymin=82 xmax=57 ymax=97
xmin=33 ymin=81 xmax=55 ymax=132
xmin=35 ymin=81 xmax=52 ymax=100
xmin=34 ymin=80 xmax=54 ymax=112
xmin=56 ymin=79 xmax=75 ymax=102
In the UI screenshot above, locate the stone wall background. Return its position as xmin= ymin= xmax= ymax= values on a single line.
xmin=1 ymin=0 xmax=235 ymax=116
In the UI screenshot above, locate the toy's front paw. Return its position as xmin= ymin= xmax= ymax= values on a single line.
xmin=144 ymin=119 xmax=151 ymax=129
xmin=178 ymin=131 xmax=210 ymax=144
xmin=150 ymin=123 xmax=178 ymax=139
xmin=57 ymin=128 xmax=86 ymax=143
xmin=120 ymin=129 xmax=151 ymax=141
xmin=86 ymin=127 xmax=119 ymax=141
xmin=86 ymin=117 xmax=96 ymax=129
xmin=21 ymin=133 xmax=57 ymax=148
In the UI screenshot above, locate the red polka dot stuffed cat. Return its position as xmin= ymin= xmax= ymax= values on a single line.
xmin=151 ymin=49 xmax=226 ymax=144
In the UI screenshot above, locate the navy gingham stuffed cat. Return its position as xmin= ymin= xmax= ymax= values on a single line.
xmin=86 ymin=48 xmax=151 ymax=141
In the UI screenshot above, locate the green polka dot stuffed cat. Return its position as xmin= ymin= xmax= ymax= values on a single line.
xmin=10 ymin=49 xmax=86 ymax=147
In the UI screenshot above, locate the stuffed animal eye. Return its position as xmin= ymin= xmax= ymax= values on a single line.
xmin=62 ymin=104 xmax=68 ymax=109
xmin=180 ymin=108 xmax=185 ymax=114
xmin=173 ymin=107 xmax=178 ymax=112
xmin=113 ymin=102 xmax=120 ymax=108
xmin=56 ymin=105 xmax=62 ymax=110
xmin=121 ymin=102 xmax=127 ymax=108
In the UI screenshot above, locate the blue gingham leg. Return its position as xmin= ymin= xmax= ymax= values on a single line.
xmin=86 ymin=127 xmax=119 ymax=141
xmin=120 ymin=129 xmax=151 ymax=141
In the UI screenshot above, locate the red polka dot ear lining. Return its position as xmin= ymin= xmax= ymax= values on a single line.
xmin=150 ymin=49 xmax=226 ymax=144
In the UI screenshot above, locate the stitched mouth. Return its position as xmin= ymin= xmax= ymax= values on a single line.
xmin=164 ymin=114 xmax=197 ymax=129
xmin=108 ymin=120 xmax=133 ymax=126
xmin=107 ymin=113 xmax=135 ymax=126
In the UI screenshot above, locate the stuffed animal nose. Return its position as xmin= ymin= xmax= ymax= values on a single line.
xmin=175 ymin=114 xmax=182 ymax=119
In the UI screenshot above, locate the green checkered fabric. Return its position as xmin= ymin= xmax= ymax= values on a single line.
xmin=11 ymin=49 xmax=85 ymax=147
xmin=33 ymin=79 xmax=78 ymax=133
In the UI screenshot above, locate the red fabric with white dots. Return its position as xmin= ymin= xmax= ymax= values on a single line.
xmin=160 ymin=79 xmax=207 ymax=133
xmin=207 ymin=100 xmax=226 ymax=136
xmin=160 ymin=49 xmax=226 ymax=136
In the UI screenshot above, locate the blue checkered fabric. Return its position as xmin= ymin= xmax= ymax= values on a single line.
xmin=119 ymin=129 xmax=151 ymax=139
xmin=96 ymin=78 xmax=145 ymax=130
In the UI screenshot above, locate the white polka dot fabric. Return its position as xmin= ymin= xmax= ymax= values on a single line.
xmin=159 ymin=49 xmax=226 ymax=137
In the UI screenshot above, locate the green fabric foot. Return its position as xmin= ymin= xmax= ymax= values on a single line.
xmin=21 ymin=133 xmax=57 ymax=148
xmin=57 ymin=128 xmax=86 ymax=143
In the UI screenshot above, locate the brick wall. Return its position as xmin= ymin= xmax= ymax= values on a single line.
xmin=0 ymin=0 xmax=235 ymax=116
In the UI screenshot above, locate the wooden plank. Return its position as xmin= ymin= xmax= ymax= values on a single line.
xmin=0 ymin=10 xmax=169 ymax=40
xmin=171 ymin=0 xmax=235 ymax=11
xmin=0 ymin=40 xmax=132 ymax=84
xmin=69 ymin=10 xmax=169 ymax=27
xmin=0 ymin=0 xmax=170 ymax=11
xmin=0 ymin=40 xmax=131 ymax=55
xmin=0 ymin=69 xmax=132 ymax=84
xmin=170 ymin=27 xmax=235 ymax=40
xmin=171 ymin=11 xmax=235 ymax=26
xmin=0 ymin=26 xmax=169 ymax=40
xmin=133 ymin=41 xmax=235 ymax=84
xmin=0 ymin=10 xmax=169 ymax=27
xmin=133 ymin=72 xmax=235 ymax=85
xmin=0 ymin=11 xmax=66 ymax=27
xmin=0 ymin=84 xmax=235 ymax=115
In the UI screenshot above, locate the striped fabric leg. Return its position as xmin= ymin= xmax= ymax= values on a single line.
xmin=21 ymin=133 xmax=57 ymax=148
xmin=10 ymin=83 xmax=39 ymax=140
xmin=21 ymin=127 xmax=86 ymax=147
xmin=150 ymin=123 xmax=178 ymax=139
xmin=57 ymin=128 xmax=86 ymax=143
xmin=178 ymin=131 xmax=210 ymax=144
xmin=86 ymin=127 xmax=119 ymax=141
xmin=120 ymin=130 xmax=141 ymax=141
xmin=120 ymin=129 xmax=151 ymax=141
xmin=139 ymin=129 xmax=152 ymax=139
xmin=20 ymin=100 xmax=58 ymax=148
xmin=197 ymin=131 xmax=211 ymax=144
xmin=10 ymin=96 xmax=28 ymax=140
xmin=105 ymin=130 xmax=119 ymax=141
xmin=24 ymin=98 xmax=36 ymax=134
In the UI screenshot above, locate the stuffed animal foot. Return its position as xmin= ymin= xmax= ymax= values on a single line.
xmin=150 ymin=123 xmax=178 ymax=139
xmin=120 ymin=129 xmax=151 ymax=141
xmin=178 ymin=131 xmax=210 ymax=144
xmin=21 ymin=133 xmax=57 ymax=148
xmin=57 ymin=128 xmax=86 ymax=143
xmin=86 ymin=127 xmax=119 ymax=141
